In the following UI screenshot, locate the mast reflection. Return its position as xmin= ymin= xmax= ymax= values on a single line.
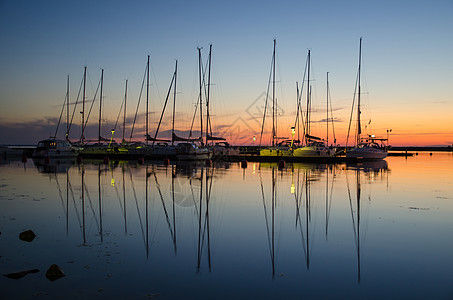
xmin=346 ymin=160 xmax=389 ymax=283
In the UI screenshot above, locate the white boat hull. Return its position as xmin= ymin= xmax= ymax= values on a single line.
xmin=33 ymin=139 xmax=78 ymax=158
xmin=346 ymin=147 xmax=387 ymax=159
xmin=176 ymin=143 xmax=211 ymax=161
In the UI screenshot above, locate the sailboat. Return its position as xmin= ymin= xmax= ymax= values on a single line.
xmin=259 ymin=39 xmax=291 ymax=157
xmin=346 ymin=38 xmax=387 ymax=160
xmin=33 ymin=75 xmax=78 ymax=158
xmin=175 ymin=47 xmax=211 ymax=161
xmin=293 ymin=50 xmax=334 ymax=158
xmin=148 ymin=60 xmax=178 ymax=158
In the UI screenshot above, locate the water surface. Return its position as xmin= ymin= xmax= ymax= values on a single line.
xmin=1 ymin=153 xmax=453 ymax=299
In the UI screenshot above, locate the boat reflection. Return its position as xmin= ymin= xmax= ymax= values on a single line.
xmin=33 ymin=157 xmax=76 ymax=173
xmin=346 ymin=160 xmax=389 ymax=283
xmin=258 ymin=160 xmax=388 ymax=278
xmin=41 ymin=159 xmax=389 ymax=281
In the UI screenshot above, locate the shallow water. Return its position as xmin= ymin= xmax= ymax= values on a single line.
xmin=1 ymin=153 xmax=453 ymax=299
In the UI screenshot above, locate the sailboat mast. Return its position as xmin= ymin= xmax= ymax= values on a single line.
xmin=146 ymin=55 xmax=150 ymax=146
xmin=198 ymin=47 xmax=203 ymax=146
xmin=296 ymin=81 xmax=300 ymax=143
xmin=206 ymin=44 xmax=212 ymax=146
xmin=305 ymin=50 xmax=311 ymax=145
xmin=123 ymin=79 xmax=128 ymax=142
xmin=326 ymin=72 xmax=329 ymax=146
xmin=172 ymin=60 xmax=177 ymax=145
xmin=81 ymin=66 xmax=86 ymax=143
xmin=66 ymin=75 xmax=70 ymax=141
xmin=357 ymin=37 xmax=362 ymax=146
xmin=98 ymin=69 xmax=104 ymax=144
xmin=272 ymin=39 xmax=276 ymax=147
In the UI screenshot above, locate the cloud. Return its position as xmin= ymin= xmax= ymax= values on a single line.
xmin=311 ymin=117 xmax=343 ymax=123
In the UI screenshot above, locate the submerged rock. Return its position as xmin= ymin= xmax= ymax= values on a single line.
xmin=4 ymin=269 xmax=40 ymax=279
xmin=45 ymin=264 xmax=65 ymax=281
xmin=19 ymin=230 xmax=36 ymax=242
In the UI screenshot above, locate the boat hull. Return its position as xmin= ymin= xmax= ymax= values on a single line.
xmin=346 ymin=147 xmax=387 ymax=159
xmin=293 ymin=146 xmax=334 ymax=157
xmin=176 ymin=143 xmax=211 ymax=161
xmin=33 ymin=139 xmax=78 ymax=158
xmin=259 ymin=147 xmax=291 ymax=157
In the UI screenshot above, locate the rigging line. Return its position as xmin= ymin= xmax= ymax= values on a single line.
xmin=150 ymin=60 xmax=163 ymax=110
xmin=153 ymin=172 xmax=175 ymax=239
xmin=53 ymin=91 xmax=68 ymax=138
xmin=200 ymin=167 xmax=214 ymax=262
xmin=206 ymin=167 xmax=214 ymax=271
xmin=152 ymin=71 xmax=175 ymax=146
xmin=112 ymin=89 xmax=126 ymax=138
xmin=68 ymin=180 xmax=83 ymax=234
xmin=83 ymin=75 xmax=101 ymax=132
xmin=346 ymin=70 xmax=360 ymax=147
xmin=294 ymin=168 xmax=301 ymax=228
xmin=259 ymin=169 xmax=273 ymax=261
xmin=196 ymin=168 xmax=204 ymax=271
xmin=297 ymin=56 xmax=308 ymax=144
xmin=84 ymin=181 xmax=100 ymax=233
xmin=130 ymin=63 xmax=147 ymax=141
xmin=259 ymin=49 xmax=274 ymax=146
xmin=188 ymin=96 xmax=199 ymax=140
xmin=328 ymin=80 xmax=337 ymax=143
xmin=189 ymin=178 xmax=200 ymax=215
xmin=201 ymin=54 xmax=213 ymax=143
xmin=296 ymin=170 xmax=307 ymax=258
xmin=346 ymin=171 xmax=359 ymax=250
xmin=54 ymin=174 xmax=66 ymax=215
xmin=113 ymin=180 xmax=125 ymax=214
xmin=326 ymin=167 xmax=336 ymax=237
xmin=129 ymin=170 xmax=146 ymax=246
xmin=68 ymin=74 xmax=84 ymax=136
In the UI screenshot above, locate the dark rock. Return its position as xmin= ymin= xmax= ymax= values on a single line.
xmin=4 ymin=269 xmax=40 ymax=279
xmin=19 ymin=230 xmax=36 ymax=242
xmin=46 ymin=264 xmax=65 ymax=281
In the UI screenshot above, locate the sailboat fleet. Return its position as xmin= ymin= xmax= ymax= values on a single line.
xmin=34 ymin=38 xmax=387 ymax=162
xmin=258 ymin=38 xmax=387 ymax=161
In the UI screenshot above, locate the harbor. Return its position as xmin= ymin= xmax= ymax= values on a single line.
xmin=1 ymin=152 xmax=453 ymax=299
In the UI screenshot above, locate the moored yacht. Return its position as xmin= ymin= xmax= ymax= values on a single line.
xmin=346 ymin=38 xmax=387 ymax=160
xmin=176 ymin=143 xmax=211 ymax=161
xmin=33 ymin=138 xmax=78 ymax=158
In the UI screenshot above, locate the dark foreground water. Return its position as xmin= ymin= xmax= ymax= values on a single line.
xmin=1 ymin=153 xmax=453 ymax=299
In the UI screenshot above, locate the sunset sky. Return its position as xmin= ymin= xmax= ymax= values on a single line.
xmin=1 ymin=0 xmax=452 ymax=146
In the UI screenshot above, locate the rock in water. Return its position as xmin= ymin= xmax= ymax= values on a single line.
xmin=19 ymin=230 xmax=36 ymax=242
xmin=45 ymin=264 xmax=65 ymax=281
xmin=4 ymin=269 xmax=40 ymax=279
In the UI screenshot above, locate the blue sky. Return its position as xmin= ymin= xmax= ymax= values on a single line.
xmin=1 ymin=0 xmax=452 ymax=145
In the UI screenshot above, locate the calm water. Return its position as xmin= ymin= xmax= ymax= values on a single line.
xmin=1 ymin=153 xmax=453 ymax=299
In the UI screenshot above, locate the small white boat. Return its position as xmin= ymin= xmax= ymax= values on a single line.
xmin=346 ymin=139 xmax=387 ymax=159
xmin=33 ymin=139 xmax=78 ymax=158
xmin=176 ymin=143 xmax=211 ymax=161
xmin=211 ymin=142 xmax=240 ymax=157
